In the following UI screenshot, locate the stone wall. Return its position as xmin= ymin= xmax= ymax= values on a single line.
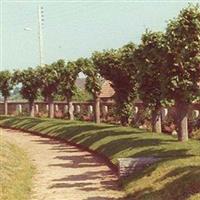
xmin=0 ymin=101 xmax=116 ymax=120
xmin=0 ymin=101 xmax=199 ymax=124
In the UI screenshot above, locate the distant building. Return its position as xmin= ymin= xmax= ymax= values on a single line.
xmin=99 ymin=80 xmax=115 ymax=101
xmin=76 ymin=78 xmax=115 ymax=101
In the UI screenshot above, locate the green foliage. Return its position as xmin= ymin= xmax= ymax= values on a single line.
xmin=54 ymin=58 xmax=93 ymax=103
xmin=164 ymin=4 xmax=200 ymax=103
xmin=0 ymin=70 xmax=13 ymax=98
xmin=10 ymin=86 xmax=23 ymax=100
xmin=135 ymin=31 xmax=167 ymax=110
xmin=37 ymin=61 xmax=63 ymax=100
xmin=13 ymin=68 xmax=40 ymax=102
xmin=58 ymin=59 xmax=80 ymax=101
xmin=76 ymin=58 xmax=103 ymax=98
xmin=72 ymin=88 xmax=92 ymax=102
xmin=56 ymin=83 xmax=92 ymax=102
xmin=92 ymin=43 xmax=138 ymax=124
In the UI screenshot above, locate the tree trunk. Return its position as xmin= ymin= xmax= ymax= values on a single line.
xmin=175 ymin=101 xmax=189 ymax=141
xmin=48 ymin=97 xmax=54 ymax=118
xmin=29 ymin=100 xmax=35 ymax=117
xmin=152 ymin=107 xmax=162 ymax=133
xmin=120 ymin=116 xmax=129 ymax=126
xmin=68 ymin=101 xmax=74 ymax=120
xmin=94 ymin=94 xmax=101 ymax=124
xmin=4 ymin=96 xmax=8 ymax=115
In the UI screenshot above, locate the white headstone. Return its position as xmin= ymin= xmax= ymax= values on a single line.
xmin=172 ymin=130 xmax=177 ymax=136
xmin=17 ymin=104 xmax=22 ymax=113
xmin=76 ymin=105 xmax=81 ymax=113
xmin=55 ymin=104 xmax=59 ymax=112
xmin=88 ymin=105 xmax=93 ymax=113
xmin=104 ymin=105 xmax=108 ymax=113
xmin=135 ymin=106 xmax=139 ymax=114
xmin=162 ymin=108 xmax=168 ymax=118
xmin=64 ymin=105 xmax=68 ymax=112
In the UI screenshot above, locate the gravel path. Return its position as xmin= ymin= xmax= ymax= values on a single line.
xmin=1 ymin=128 xmax=125 ymax=200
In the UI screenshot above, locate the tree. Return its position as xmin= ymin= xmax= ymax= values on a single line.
xmin=92 ymin=43 xmax=138 ymax=126
xmin=58 ymin=60 xmax=80 ymax=120
xmin=134 ymin=31 xmax=167 ymax=133
xmin=82 ymin=58 xmax=103 ymax=124
xmin=72 ymin=58 xmax=103 ymax=123
xmin=10 ymin=86 xmax=23 ymax=100
xmin=164 ymin=4 xmax=200 ymax=141
xmin=37 ymin=61 xmax=62 ymax=118
xmin=72 ymin=88 xmax=92 ymax=102
xmin=13 ymin=68 xmax=40 ymax=117
xmin=0 ymin=70 xmax=13 ymax=115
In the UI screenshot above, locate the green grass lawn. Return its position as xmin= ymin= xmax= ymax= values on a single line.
xmin=0 ymin=116 xmax=199 ymax=200
xmin=0 ymin=134 xmax=34 ymax=200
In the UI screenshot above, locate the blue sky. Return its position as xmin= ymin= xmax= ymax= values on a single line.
xmin=0 ymin=0 xmax=199 ymax=71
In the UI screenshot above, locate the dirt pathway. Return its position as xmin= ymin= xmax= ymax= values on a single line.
xmin=1 ymin=128 xmax=125 ymax=200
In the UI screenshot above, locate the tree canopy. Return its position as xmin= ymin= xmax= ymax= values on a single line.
xmin=164 ymin=4 xmax=200 ymax=104
xmin=13 ymin=68 xmax=40 ymax=103
xmin=0 ymin=70 xmax=13 ymax=99
xmin=37 ymin=61 xmax=62 ymax=101
xmin=92 ymin=42 xmax=138 ymax=125
xmin=135 ymin=31 xmax=167 ymax=110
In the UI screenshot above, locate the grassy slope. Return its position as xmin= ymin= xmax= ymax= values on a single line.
xmin=0 ymin=116 xmax=199 ymax=200
xmin=0 ymin=134 xmax=34 ymax=200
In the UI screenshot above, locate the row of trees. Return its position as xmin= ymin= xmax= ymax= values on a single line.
xmin=0 ymin=4 xmax=200 ymax=141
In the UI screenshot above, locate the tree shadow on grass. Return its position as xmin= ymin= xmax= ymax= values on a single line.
xmin=92 ymin=138 xmax=178 ymax=158
xmin=130 ymin=165 xmax=200 ymax=200
xmin=121 ymin=148 xmax=194 ymax=185
xmin=0 ymin=117 xmax=44 ymax=129
xmin=0 ymin=116 xmax=145 ymax=140
xmin=0 ymin=117 xmax=117 ymax=136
